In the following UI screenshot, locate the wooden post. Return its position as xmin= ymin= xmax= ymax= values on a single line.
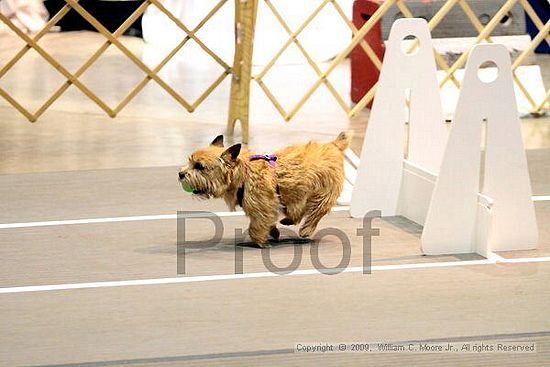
xmin=227 ymin=0 xmax=258 ymax=144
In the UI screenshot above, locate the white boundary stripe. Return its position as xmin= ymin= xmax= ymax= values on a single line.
xmin=0 ymin=206 xmax=350 ymax=230
xmin=499 ymin=256 xmax=550 ymax=263
xmin=344 ymin=148 xmax=361 ymax=168
xmin=3 ymin=196 xmax=550 ymax=230
xmin=0 ymin=214 xmax=178 ymax=229
xmin=1 ymin=256 xmax=549 ymax=294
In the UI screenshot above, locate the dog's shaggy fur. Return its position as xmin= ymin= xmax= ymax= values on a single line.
xmin=178 ymin=131 xmax=353 ymax=247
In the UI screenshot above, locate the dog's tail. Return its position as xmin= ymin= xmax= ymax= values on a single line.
xmin=332 ymin=130 xmax=354 ymax=151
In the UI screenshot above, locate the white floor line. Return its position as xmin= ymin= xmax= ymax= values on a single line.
xmin=344 ymin=149 xmax=361 ymax=168
xmin=0 ymin=206 xmax=350 ymax=230
xmin=1 ymin=256 xmax=549 ymax=294
xmin=0 ymin=214 xmax=178 ymax=229
xmin=4 ymin=195 xmax=550 ymax=230
xmin=498 ymin=256 xmax=550 ymax=264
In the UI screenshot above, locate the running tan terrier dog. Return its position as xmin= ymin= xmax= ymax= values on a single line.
xmin=178 ymin=131 xmax=353 ymax=247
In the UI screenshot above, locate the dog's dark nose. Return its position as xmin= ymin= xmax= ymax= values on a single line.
xmin=178 ymin=171 xmax=185 ymax=180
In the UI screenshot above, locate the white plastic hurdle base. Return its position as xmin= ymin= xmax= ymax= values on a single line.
xmin=422 ymin=44 xmax=538 ymax=256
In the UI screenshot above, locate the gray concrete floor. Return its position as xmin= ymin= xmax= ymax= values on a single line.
xmin=0 ymin=31 xmax=549 ymax=366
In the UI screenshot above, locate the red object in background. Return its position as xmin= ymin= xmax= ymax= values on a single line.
xmin=351 ymin=0 xmax=385 ymax=108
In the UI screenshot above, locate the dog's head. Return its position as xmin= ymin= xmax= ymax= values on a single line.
xmin=178 ymin=135 xmax=241 ymax=199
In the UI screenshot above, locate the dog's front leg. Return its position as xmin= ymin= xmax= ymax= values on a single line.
xmin=248 ymin=217 xmax=271 ymax=248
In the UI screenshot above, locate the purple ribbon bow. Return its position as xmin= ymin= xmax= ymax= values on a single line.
xmin=250 ymin=154 xmax=277 ymax=168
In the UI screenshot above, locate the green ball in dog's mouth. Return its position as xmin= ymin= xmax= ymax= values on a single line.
xmin=181 ymin=182 xmax=194 ymax=193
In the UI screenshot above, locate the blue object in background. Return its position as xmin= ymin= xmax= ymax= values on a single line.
xmin=525 ymin=0 xmax=550 ymax=53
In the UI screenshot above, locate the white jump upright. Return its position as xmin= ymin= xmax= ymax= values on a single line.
xmin=422 ymin=44 xmax=538 ymax=256
xmin=351 ymin=18 xmax=447 ymax=224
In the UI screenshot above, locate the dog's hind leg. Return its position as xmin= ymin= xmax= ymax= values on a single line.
xmin=298 ymin=194 xmax=337 ymax=238
xmin=280 ymin=198 xmax=307 ymax=226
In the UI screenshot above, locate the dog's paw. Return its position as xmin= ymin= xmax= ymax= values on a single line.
xmin=257 ymin=242 xmax=271 ymax=249
xmin=280 ymin=217 xmax=294 ymax=226
xmin=269 ymin=227 xmax=280 ymax=241
xmin=299 ymin=226 xmax=314 ymax=238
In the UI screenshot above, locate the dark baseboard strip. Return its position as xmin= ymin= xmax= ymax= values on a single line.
xmin=32 ymin=330 xmax=550 ymax=367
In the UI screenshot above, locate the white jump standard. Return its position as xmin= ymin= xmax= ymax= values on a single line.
xmin=351 ymin=18 xmax=538 ymax=257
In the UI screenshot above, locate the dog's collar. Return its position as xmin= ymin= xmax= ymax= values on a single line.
xmin=249 ymin=154 xmax=277 ymax=168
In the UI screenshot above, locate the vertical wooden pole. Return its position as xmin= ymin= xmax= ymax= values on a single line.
xmin=227 ymin=0 xmax=258 ymax=144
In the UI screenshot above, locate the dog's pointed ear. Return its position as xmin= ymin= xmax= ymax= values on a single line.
xmin=210 ymin=135 xmax=224 ymax=147
xmin=221 ymin=143 xmax=241 ymax=162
